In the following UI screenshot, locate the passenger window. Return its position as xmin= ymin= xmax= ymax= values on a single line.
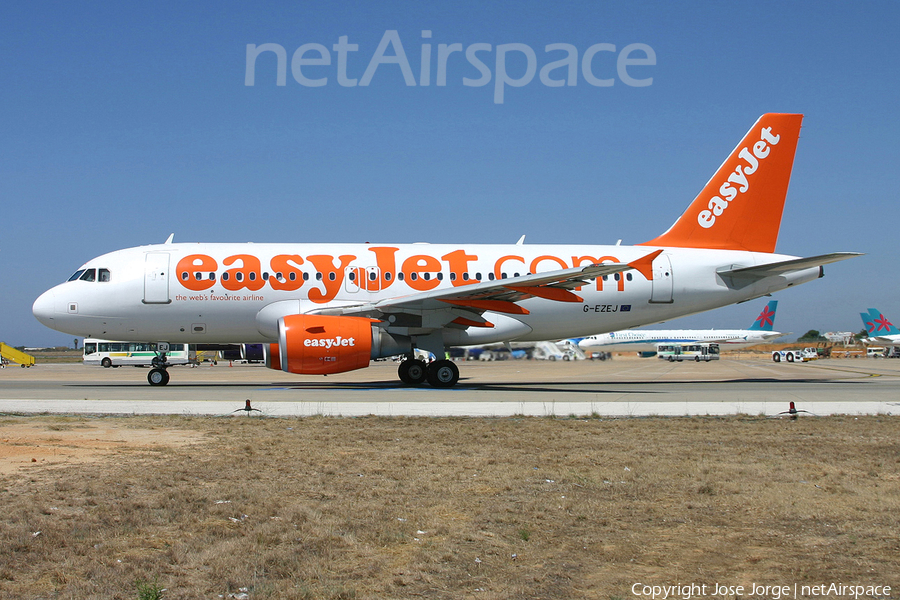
xmin=79 ymin=269 xmax=96 ymax=282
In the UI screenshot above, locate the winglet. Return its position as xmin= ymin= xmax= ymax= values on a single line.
xmin=639 ymin=114 xmax=803 ymax=253
xmin=628 ymin=249 xmax=663 ymax=281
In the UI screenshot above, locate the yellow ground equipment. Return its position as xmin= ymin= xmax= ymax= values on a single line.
xmin=1 ymin=343 xmax=35 ymax=367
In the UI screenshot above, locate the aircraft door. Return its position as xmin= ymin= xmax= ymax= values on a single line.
xmin=649 ymin=253 xmax=673 ymax=304
xmin=344 ymin=266 xmax=381 ymax=293
xmin=144 ymin=252 xmax=171 ymax=304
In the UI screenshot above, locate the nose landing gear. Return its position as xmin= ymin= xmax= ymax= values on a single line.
xmin=147 ymin=347 xmax=170 ymax=386
xmin=147 ymin=367 xmax=170 ymax=386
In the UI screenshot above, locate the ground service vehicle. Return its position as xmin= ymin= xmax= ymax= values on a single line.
xmin=657 ymin=343 xmax=720 ymax=362
xmin=772 ymin=348 xmax=817 ymax=363
xmin=83 ymin=339 xmax=194 ymax=368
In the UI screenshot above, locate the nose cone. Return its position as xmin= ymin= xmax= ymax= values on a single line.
xmin=33 ymin=289 xmax=57 ymax=328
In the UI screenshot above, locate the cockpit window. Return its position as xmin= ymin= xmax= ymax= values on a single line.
xmin=79 ymin=269 xmax=96 ymax=282
xmin=99 ymin=268 xmax=111 ymax=282
xmin=68 ymin=270 xmax=86 ymax=282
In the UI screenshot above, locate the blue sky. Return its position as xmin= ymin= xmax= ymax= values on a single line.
xmin=2 ymin=0 xmax=896 ymax=347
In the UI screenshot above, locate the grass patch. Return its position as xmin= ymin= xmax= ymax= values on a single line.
xmin=1 ymin=414 xmax=898 ymax=598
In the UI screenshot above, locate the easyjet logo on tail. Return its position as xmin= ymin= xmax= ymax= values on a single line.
xmin=697 ymin=127 xmax=781 ymax=229
xmin=638 ymin=113 xmax=802 ymax=253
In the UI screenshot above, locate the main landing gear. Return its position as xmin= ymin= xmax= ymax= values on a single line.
xmin=398 ymin=358 xmax=460 ymax=388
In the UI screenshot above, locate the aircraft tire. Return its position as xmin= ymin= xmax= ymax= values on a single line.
xmin=398 ymin=359 xmax=427 ymax=386
xmin=148 ymin=368 xmax=170 ymax=386
xmin=426 ymin=359 xmax=459 ymax=388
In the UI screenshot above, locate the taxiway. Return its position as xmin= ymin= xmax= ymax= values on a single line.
xmin=1 ymin=357 xmax=898 ymax=417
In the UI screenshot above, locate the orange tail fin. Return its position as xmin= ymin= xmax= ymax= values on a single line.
xmin=640 ymin=113 xmax=803 ymax=253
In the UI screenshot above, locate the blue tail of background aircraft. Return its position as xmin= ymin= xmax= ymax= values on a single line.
xmin=865 ymin=308 xmax=900 ymax=336
xmin=748 ymin=301 xmax=778 ymax=331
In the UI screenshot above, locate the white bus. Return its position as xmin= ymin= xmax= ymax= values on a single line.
xmin=83 ymin=339 xmax=195 ymax=368
xmin=657 ymin=343 xmax=720 ymax=362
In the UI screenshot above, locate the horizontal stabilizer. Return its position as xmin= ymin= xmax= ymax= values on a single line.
xmin=718 ymin=252 xmax=862 ymax=283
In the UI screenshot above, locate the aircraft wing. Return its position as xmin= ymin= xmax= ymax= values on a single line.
xmin=717 ymin=252 xmax=862 ymax=288
xmin=310 ymin=250 xmax=663 ymax=330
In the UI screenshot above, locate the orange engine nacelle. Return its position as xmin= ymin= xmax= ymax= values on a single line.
xmin=268 ymin=315 xmax=375 ymax=375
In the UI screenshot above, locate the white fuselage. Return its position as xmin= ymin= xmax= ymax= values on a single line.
xmin=578 ymin=328 xmax=783 ymax=353
xmin=867 ymin=335 xmax=900 ymax=348
xmin=32 ymin=242 xmax=821 ymax=346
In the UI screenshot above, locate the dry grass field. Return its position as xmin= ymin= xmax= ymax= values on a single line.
xmin=1 ymin=414 xmax=898 ymax=599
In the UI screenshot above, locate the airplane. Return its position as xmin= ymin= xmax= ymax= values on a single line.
xmin=860 ymin=308 xmax=900 ymax=349
xmin=577 ymin=300 xmax=784 ymax=354
xmin=32 ymin=113 xmax=861 ymax=387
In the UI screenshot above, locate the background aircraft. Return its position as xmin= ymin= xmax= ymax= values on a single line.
xmin=860 ymin=308 xmax=900 ymax=353
xmin=33 ymin=114 xmax=859 ymax=387
xmin=578 ymin=300 xmax=784 ymax=354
